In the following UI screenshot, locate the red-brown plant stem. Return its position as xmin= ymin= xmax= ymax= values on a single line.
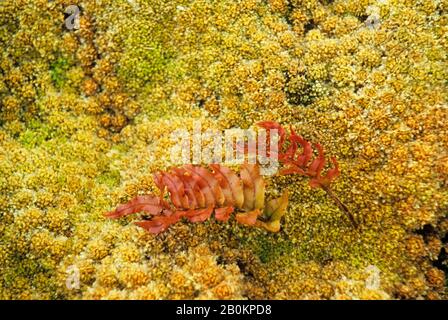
xmin=322 ymin=185 xmax=357 ymax=228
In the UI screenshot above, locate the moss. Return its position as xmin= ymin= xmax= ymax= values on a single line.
xmin=96 ymin=169 xmax=121 ymax=188
xmin=18 ymin=119 xmax=57 ymax=148
xmin=286 ymin=77 xmax=329 ymax=106
xmin=50 ymin=57 xmax=72 ymax=89
xmin=254 ymin=235 xmax=295 ymax=264
xmin=0 ymin=0 xmax=447 ymax=300
xmin=118 ymin=40 xmax=172 ymax=92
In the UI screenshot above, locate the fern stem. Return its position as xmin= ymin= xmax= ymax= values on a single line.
xmin=322 ymin=186 xmax=358 ymax=228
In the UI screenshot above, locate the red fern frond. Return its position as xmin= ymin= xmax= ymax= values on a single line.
xmin=104 ymin=195 xmax=170 ymax=219
xmin=105 ymin=164 xmax=288 ymax=235
xmin=105 ymin=121 xmax=356 ymax=235
xmin=257 ymin=121 xmax=356 ymax=227
xmin=235 ymin=209 xmax=260 ymax=226
xmin=214 ymin=206 xmax=234 ymax=222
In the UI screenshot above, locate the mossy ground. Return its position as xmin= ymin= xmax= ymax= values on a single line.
xmin=0 ymin=0 xmax=447 ymax=299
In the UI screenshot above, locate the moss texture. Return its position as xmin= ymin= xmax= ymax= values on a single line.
xmin=0 ymin=0 xmax=447 ymax=299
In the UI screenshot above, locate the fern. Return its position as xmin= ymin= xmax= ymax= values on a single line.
xmin=257 ymin=121 xmax=356 ymax=227
xmin=105 ymin=164 xmax=288 ymax=235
